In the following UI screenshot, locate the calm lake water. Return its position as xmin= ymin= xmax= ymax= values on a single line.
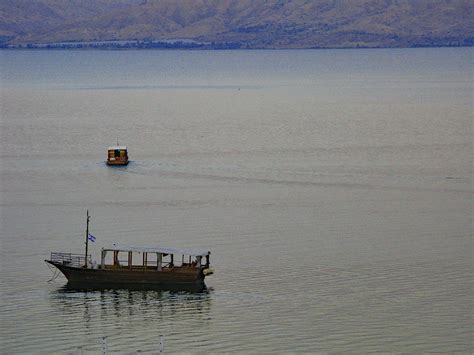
xmin=0 ymin=48 xmax=472 ymax=352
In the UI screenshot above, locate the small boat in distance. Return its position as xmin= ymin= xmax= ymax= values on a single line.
xmin=107 ymin=145 xmax=129 ymax=166
xmin=45 ymin=211 xmax=214 ymax=291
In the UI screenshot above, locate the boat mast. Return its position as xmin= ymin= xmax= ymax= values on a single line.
xmin=85 ymin=210 xmax=90 ymax=268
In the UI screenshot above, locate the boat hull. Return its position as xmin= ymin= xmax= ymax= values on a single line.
xmin=106 ymin=160 xmax=129 ymax=166
xmin=46 ymin=260 xmax=206 ymax=291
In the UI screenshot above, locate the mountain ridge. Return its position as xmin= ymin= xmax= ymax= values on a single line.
xmin=1 ymin=0 xmax=473 ymax=48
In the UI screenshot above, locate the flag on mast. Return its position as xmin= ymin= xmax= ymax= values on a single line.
xmin=88 ymin=233 xmax=96 ymax=242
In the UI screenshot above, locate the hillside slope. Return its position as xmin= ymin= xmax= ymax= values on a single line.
xmin=1 ymin=0 xmax=473 ymax=48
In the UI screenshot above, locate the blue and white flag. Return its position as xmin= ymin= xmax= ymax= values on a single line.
xmin=88 ymin=233 xmax=96 ymax=242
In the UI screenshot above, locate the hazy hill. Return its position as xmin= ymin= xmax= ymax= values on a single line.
xmin=1 ymin=0 xmax=473 ymax=48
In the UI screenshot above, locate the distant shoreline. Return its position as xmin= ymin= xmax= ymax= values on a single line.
xmin=2 ymin=43 xmax=472 ymax=51
xmin=1 ymin=40 xmax=239 ymax=50
xmin=2 ymin=37 xmax=474 ymax=51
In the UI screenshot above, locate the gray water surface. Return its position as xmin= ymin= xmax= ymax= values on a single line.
xmin=0 ymin=48 xmax=472 ymax=352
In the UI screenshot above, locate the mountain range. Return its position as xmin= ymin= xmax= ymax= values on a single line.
xmin=1 ymin=0 xmax=473 ymax=48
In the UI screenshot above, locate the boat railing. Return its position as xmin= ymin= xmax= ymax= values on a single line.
xmin=50 ymin=252 xmax=91 ymax=268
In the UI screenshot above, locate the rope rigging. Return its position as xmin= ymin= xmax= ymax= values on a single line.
xmin=46 ymin=262 xmax=61 ymax=282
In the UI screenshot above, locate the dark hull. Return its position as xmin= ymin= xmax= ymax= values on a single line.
xmin=106 ymin=160 xmax=129 ymax=166
xmin=46 ymin=260 xmax=206 ymax=291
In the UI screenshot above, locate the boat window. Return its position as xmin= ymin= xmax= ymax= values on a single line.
xmin=145 ymin=252 xmax=157 ymax=267
xmin=101 ymin=251 xmax=114 ymax=266
xmin=114 ymin=150 xmax=121 ymax=157
xmin=161 ymin=253 xmax=182 ymax=267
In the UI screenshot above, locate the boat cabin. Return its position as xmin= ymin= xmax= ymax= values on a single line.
xmin=107 ymin=146 xmax=129 ymax=166
xmin=99 ymin=245 xmax=211 ymax=272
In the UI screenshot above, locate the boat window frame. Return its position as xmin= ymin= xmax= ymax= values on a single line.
xmin=101 ymin=249 xmax=208 ymax=270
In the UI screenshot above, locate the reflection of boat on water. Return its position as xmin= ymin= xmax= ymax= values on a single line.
xmin=106 ymin=145 xmax=129 ymax=166
xmin=49 ymin=285 xmax=213 ymax=340
xmin=45 ymin=211 xmax=214 ymax=291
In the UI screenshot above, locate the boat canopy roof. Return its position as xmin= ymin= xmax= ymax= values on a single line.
xmin=108 ymin=146 xmax=127 ymax=151
xmin=102 ymin=245 xmax=210 ymax=257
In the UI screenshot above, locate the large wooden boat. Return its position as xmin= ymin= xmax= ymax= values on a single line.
xmin=106 ymin=145 xmax=129 ymax=166
xmin=45 ymin=212 xmax=213 ymax=291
